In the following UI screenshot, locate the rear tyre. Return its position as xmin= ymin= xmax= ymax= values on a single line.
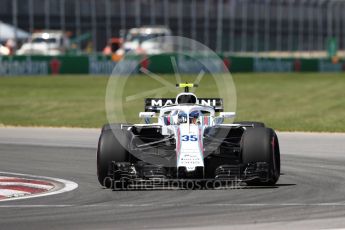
xmin=97 ymin=124 xmax=130 ymax=187
xmin=241 ymin=127 xmax=280 ymax=186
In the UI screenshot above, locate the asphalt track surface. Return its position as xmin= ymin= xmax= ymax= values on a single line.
xmin=0 ymin=127 xmax=345 ymax=230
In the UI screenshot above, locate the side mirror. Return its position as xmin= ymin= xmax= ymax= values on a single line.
xmin=219 ymin=112 xmax=236 ymax=119
xmin=139 ymin=112 xmax=157 ymax=118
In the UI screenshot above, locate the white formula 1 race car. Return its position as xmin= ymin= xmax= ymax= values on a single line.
xmin=97 ymin=83 xmax=280 ymax=189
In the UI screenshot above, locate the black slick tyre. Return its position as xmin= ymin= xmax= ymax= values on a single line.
xmin=97 ymin=124 xmax=129 ymax=187
xmin=241 ymin=127 xmax=280 ymax=186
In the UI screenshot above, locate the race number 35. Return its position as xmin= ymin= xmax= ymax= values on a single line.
xmin=181 ymin=135 xmax=198 ymax=141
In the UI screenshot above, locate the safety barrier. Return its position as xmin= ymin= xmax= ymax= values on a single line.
xmin=0 ymin=54 xmax=344 ymax=76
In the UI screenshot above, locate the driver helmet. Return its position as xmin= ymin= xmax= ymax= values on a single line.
xmin=189 ymin=110 xmax=200 ymax=124
xmin=177 ymin=111 xmax=188 ymax=124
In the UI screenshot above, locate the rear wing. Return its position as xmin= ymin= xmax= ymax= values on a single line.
xmin=144 ymin=98 xmax=224 ymax=112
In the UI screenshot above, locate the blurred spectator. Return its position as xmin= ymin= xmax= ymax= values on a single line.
xmin=103 ymin=43 xmax=112 ymax=55
xmin=0 ymin=43 xmax=10 ymax=55
xmin=103 ymin=38 xmax=123 ymax=56
xmin=5 ymin=39 xmax=16 ymax=55
xmin=85 ymin=41 xmax=93 ymax=54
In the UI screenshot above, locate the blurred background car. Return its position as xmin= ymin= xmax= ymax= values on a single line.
xmin=16 ymin=30 xmax=70 ymax=55
xmin=119 ymin=26 xmax=173 ymax=55
xmin=0 ymin=20 xmax=29 ymax=55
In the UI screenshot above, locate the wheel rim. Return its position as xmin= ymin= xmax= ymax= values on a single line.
xmin=271 ymin=135 xmax=280 ymax=180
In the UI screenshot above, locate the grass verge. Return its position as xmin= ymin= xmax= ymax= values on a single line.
xmin=0 ymin=73 xmax=344 ymax=132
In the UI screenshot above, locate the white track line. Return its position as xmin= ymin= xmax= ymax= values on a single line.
xmin=0 ymin=189 xmax=30 ymax=197
xmin=0 ymin=171 xmax=78 ymax=202
xmin=0 ymin=176 xmax=14 ymax=179
xmin=2 ymin=203 xmax=345 ymax=208
xmin=324 ymin=229 xmax=345 ymax=230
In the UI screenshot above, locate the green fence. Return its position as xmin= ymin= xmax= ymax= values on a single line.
xmin=0 ymin=54 xmax=344 ymax=76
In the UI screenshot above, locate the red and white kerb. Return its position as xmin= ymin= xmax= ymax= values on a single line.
xmin=0 ymin=176 xmax=55 ymax=200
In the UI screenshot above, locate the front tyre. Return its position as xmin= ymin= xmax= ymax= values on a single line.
xmin=241 ymin=127 xmax=280 ymax=186
xmin=97 ymin=124 xmax=129 ymax=187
